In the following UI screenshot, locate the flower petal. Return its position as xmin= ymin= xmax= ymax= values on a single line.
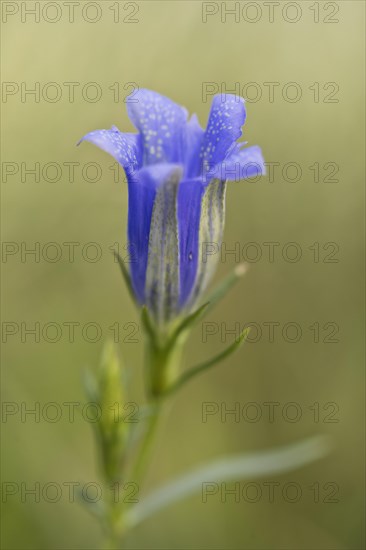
xmin=127 ymin=163 xmax=182 ymax=309
xmin=210 ymin=145 xmax=266 ymax=181
xmin=184 ymin=114 xmax=205 ymax=178
xmin=177 ymin=177 xmax=206 ymax=306
xmin=180 ymin=178 xmax=227 ymax=310
xmin=190 ymin=179 xmax=227 ymax=306
xmin=201 ymin=95 xmax=246 ymax=173
xmin=127 ymin=89 xmax=188 ymax=166
xmin=144 ymin=165 xmax=183 ymax=325
xmin=78 ymin=126 xmax=142 ymax=174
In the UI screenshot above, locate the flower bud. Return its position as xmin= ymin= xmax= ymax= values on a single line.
xmin=96 ymin=341 xmax=129 ymax=482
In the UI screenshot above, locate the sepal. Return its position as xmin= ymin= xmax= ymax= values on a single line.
xmin=113 ymin=250 xmax=138 ymax=306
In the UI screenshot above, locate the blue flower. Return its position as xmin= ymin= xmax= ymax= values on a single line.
xmin=79 ymin=90 xmax=265 ymax=326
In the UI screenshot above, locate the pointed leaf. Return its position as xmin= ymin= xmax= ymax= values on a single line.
xmin=141 ymin=305 xmax=156 ymax=341
xmin=168 ymin=327 xmax=250 ymax=393
xmin=125 ymin=435 xmax=332 ymax=528
xmin=203 ymin=263 xmax=248 ymax=317
xmin=169 ymin=302 xmax=210 ymax=345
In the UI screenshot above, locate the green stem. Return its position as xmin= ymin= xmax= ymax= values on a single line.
xmin=131 ymin=401 xmax=161 ymax=485
xmin=99 ymin=316 xmax=182 ymax=547
xmin=102 ymin=505 xmax=124 ymax=550
xmin=101 ymin=401 xmax=163 ymax=549
xmin=102 ymin=529 xmax=121 ymax=550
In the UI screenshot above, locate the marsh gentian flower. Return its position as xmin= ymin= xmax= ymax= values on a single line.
xmin=80 ymin=90 xmax=264 ymax=326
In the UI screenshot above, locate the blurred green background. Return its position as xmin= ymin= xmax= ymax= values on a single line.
xmin=1 ymin=1 xmax=365 ymax=548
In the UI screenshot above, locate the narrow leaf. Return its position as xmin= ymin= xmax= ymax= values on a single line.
xmin=204 ymin=263 xmax=248 ymax=317
xmin=168 ymin=327 xmax=250 ymax=393
xmin=125 ymin=435 xmax=332 ymax=529
xmin=170 ymin=302 xmax=210 ymax=344
xmin=141 ymin=306 xmax=156 ymax=341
